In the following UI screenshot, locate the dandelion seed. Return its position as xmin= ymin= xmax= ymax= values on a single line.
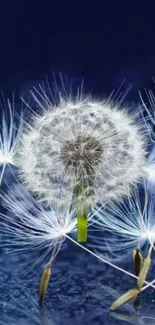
xmin=133 ymin=248 xmax=143 ymax=277
xmin=0 ymin=183 xmax=79 ymax=273
xmin=137 ymin=245 xmax=152 ymax=290
xmin=110 ymin=288 xmax=140 ymax=311
xmin=110 ymin=245 xmax=153 ymax=311
xmin=0 ymin=94 xmax=24 ymax=186
xmin=15 ymin=79 xmax=149 ymax=242
xmin=39 ymin=261 xmax=52 ymax=306
xmin=89 ymin=181 xmax=155 ymax=261
xmin=1 ymin=182 xmax=155 ymax=301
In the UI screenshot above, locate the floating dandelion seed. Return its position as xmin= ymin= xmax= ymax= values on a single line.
xmin=89 ymin=181 xmax=155 ymax=261
xmin=0 ymin=95 xmax=24 ymax=186
xmin=39 ymin=261 xmax=52 ymax=306
xmin=0 ymin=184 xmax=79 ymax=267
xmin=110 ymin=245 xmax=153 ymax=311
xmin=0 ymin=183 xmax=93 ymax=303
xmin=1 ymin=182 xmax=155 ymax=306
xmin=14 ymin=80 xmax=149 ymax=242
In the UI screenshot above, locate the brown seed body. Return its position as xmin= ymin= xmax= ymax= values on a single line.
xmin=133 ymin=248 xmax=143 ymax=277
xmin=39 ymin=263 xmax=52 ymax=306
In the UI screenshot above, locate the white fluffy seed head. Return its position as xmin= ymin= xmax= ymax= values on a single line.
xmin=15 ymin=85 xmax=148 ymax=207
xmin=89 ymin=181 xmax=155 ymax=261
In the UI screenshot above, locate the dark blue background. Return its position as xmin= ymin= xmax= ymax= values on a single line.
xmin=1 ymin=1 xmax=155 ymax=98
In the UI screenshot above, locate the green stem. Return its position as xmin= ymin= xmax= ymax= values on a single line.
xmin=76 ymin=199 xmax=90 ymax=242
xmin=77 ymin=212 xmax=88 ymax=242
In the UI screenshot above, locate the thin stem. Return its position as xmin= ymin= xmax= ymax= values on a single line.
xmin=65 ymin=234 xmax=155 ymax=289
xmin=141 ymin=278 xmax=155 ymax=292
xmin=0 ymin=163 xmax=6 ymax=186
xmin=76 ymin=197 xmax=90 ymax=242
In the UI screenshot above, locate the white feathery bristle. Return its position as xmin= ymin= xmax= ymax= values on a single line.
xmin=144 ymin=164 xmax=155 ymax=182
xmin=0 ymin=183 xmax=78 ymax=269
xmin=15 ymin=82 xmax=148 ymax=207
xmin=139 ymin=86 xmax=155 ymax=182
xmin=0 ymin=97 xmax=24 ymax=167
xmin=88 ymin=180 xmax=155 ymax=261
xmin=144 ymin=145 xmax=155 ymax=183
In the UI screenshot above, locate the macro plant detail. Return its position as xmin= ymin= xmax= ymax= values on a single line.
xmin=1 ymin=79 xmax=155 ymax=312
xmin=14 ymin=85 xmax=150 ymax=242
xmin=0 ymin=96 xmax=24 ymax=186
xmin=0 ymin=183 xmax=93 ymax=303
xmin=89 ymin=180 xmax=155 ymax=261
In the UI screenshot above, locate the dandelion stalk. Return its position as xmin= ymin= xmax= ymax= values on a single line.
xmin=77 ymin=205 xmax=88 ymax=242
xmin=74 ymin=185 xmax=91 ymax=242
xmin=0 ymin=163 xmax=7 ymax=187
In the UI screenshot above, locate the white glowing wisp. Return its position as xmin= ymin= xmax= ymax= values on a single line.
xmin=1 ymin=184 xmax=155 ymax=287
xmin=89 ymin=181 xmax=155 ymax=261
xmin=139 ymin=86 xmax=155 ymax=182
xmin=0 ymin=184 xmax=76 ymax=263
xmin=0 ymin=96 xmax=24 ymax=186
xmin=0 ymin=183 xmax=93 ymax=274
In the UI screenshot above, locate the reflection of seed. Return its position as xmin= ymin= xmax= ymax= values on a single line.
xmin=39 ymin=263 xmax=52 ymax=306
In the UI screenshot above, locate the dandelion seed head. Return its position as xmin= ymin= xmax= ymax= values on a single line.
xmin=16 ymin=82 xmax=148 ymax=206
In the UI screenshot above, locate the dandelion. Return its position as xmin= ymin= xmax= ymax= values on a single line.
xmin=89 ymin=181 xmax=155 ymax=261
xmin=0 ymin=94 xmax=24 ymax=186
xmin=14 ymin=81 xmax=149 ymax=242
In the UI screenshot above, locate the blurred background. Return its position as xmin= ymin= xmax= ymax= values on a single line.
xmin=1 ymin=1 xmax=155 ymax=99
xmin=1 ymin=1 xmax=155 ymax=324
